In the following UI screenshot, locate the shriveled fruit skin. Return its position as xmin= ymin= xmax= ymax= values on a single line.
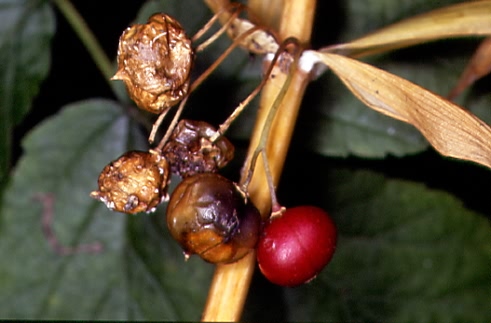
xmin=162 ymin=119 xmax=234 ymax=177
xmin=90 ymin=150 xmax=170 ymax=214
xmin=257 ymin=206 xmax=337 ymax=287
xmin=113 ymin=13 xmax=193 ymax=114
xmin=166 ymin=173 xmax=261 ymax=263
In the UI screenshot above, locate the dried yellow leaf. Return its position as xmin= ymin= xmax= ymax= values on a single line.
xmin=323 ymin=0 xmax=491 ymax=58
xmin=448 ymin=36 xmax=491 ymax=100
xmin=315 ymin=51 xmax=491 ymax=169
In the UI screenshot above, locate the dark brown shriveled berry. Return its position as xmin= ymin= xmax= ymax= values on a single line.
xmin=162 ymin=119 xmax=234 ymax=177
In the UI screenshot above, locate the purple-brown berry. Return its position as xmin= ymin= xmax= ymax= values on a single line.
xmin=162 ymin=119 xmax=234 ymax=177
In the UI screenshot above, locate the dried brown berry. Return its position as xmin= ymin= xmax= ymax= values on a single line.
xmin=162 ymin=119 xmax=234 ymax=177
xmin=166 ymin=173 xmax=261 ymax=263
xmin=90 ymin=150 xmax=170 ymax=214
xmin=112 ymin=13 xmax=194 ymax=114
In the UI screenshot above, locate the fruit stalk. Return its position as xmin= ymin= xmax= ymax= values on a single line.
xmin=201 ymin=0 xmax=317 ymax=321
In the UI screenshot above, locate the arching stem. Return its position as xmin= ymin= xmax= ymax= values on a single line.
xmin=154 ymin=95 xmax=189 ymax=151
xmin=210 ymin=38 xmax=299 ymax=143
xmin=193 ymin=3 xmax=244 ymax=52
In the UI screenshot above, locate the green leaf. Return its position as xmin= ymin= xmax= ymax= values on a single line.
xmin=305 ymin=72 xmax=427 ymax=158
xmin=0 ymin=0 xmax=55 ymax=183
xmin=0 ymin=99 xmax=213 ymax=320
xmin=283 ymin=169 xmax=491 ymax=322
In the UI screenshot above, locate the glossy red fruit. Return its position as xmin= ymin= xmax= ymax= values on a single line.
xmin=257 ymin=206 xmax=337 ymax=287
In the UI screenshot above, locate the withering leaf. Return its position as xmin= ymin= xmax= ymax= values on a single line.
xmin=448 ymin=36 xmax=491 ymax=100
xmin=334 ymin=0 xmax=467 ymax=44
xmin=304 ymin=0 xmax=491 ymax=159
xmin=323 ymin=0 xmax=491 ymax=58
xmin=305 ymin=54 xmax=485 ymax=158
xmin=315 ymin=51 xmax=491 ymax=169
xmin=284 ymin=168 xmax=491 ymax=322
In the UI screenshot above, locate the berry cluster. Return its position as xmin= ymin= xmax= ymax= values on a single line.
xmin=90 ymin=118 xmax=234 ymax=214
xmin=91 ymin=11 xmax=336 ymax=285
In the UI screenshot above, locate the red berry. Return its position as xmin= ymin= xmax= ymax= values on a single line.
xmin=257 ymin=206 xmax=337 ymax=287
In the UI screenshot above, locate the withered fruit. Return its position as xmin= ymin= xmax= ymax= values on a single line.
xmin=166 ymin=173 xmax=261 ymax=264
xmin=162 ymin=119 xmax=235 ymax=177
xmin=90 ymin=150 xmax=170 ymax=214
xmin=112 ymin=13 xmax=194 ymax=114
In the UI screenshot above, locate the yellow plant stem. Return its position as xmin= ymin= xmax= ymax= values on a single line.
xmin=278 ymin=0 xmax=316 ymax=45
xmin=248 ymin=0 xmax=284 ymax=31
xmin=201 ymin=0 xmax=316 ymax=321
xmin=244 ymin=66 xmax=310 ymax=213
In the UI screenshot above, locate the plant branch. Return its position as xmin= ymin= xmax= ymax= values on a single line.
xmin=51 ymin=0 xmax=126 ymax=102
xmin=201 ymin=0 xmax=316 ymax=321
xmin=240 ymin=38 xmax=301 ymax=190
xmin=203 ymin=0 xmax=234 ymax=25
